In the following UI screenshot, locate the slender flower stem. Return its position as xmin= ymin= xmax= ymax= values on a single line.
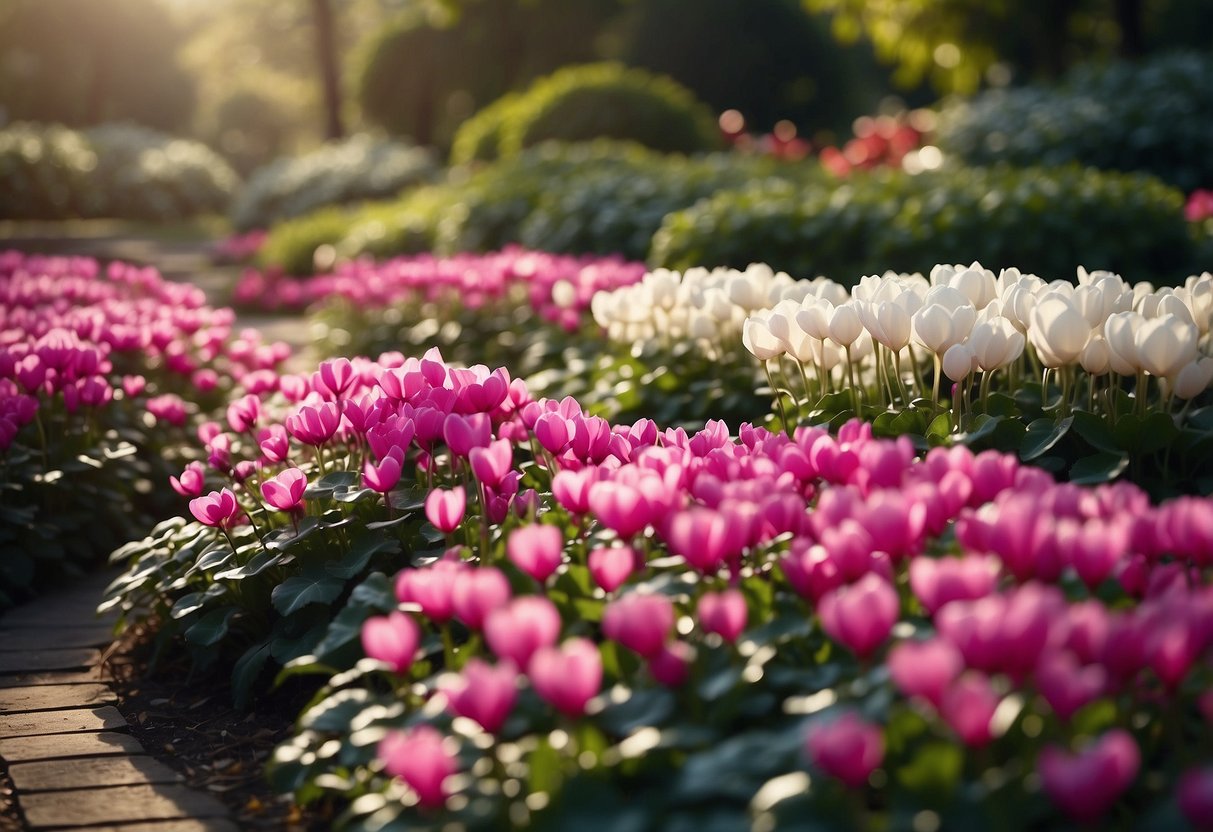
xmin=764 ymin=361 xmax=791 ymax=435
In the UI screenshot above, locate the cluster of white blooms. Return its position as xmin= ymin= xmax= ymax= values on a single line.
xmin=741 ymin=262 xmax=1213 ymax=402
xmin=590 ymin=263 xmax=848 ymax=355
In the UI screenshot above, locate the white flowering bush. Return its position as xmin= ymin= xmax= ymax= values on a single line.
xmin=229 ymin=134 xmax=438 ymax=232
xmin=742 ymin=263 xmax=1213 ymax=492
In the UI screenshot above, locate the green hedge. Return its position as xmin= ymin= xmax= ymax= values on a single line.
xmin=451 ymin=63 xmax=722 ymax=164
xmin=650 ymin=164 xmax=1201 ymax=286
xmin=229 ymin=134 xmax=437 ymax=231
xmin=0 ymin=122 xmax=239 ymax=221
xmin=936 ymin=52 xmax=1213 ymax=193
xmin=260 ymin=142 xmax=819 ymax=274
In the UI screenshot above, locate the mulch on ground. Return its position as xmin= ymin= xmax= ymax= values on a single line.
xmin=101 ymin=621 xmax=333 ymax=831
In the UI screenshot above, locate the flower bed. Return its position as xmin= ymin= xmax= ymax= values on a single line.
xmin=102 ymin=343 xmax=1213 ymax=830
xmin=0 ymin=251 xmax=289 ymax=607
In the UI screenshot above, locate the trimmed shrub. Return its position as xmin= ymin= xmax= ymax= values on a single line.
xmin=229 ymin=135 xmax=438 ymax=231
xmin=936 ymin=52 xmax=1213 ymax=192
xmin=650 ymin=164 xmax=1200 ymax=287
xmin=448 ymin=92 xmax=524 ymax=166
xmin=258 ymin=142 xmax=816 ymax=275
xmin=0 ymin=122 xmax=239 ymax=221
xmin=452 ymin=63 xmax=723 ymax=163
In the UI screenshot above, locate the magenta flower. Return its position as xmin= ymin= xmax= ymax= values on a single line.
xmin=188 ymin=488 xmax=243 ymax=528
xmin=1033 ymin=650 xmax=1107 ymax=722
xmin=587 ymin=481 xmax=656 ymax=539
xmin=507 ymin=523 xmax=565 ymax=583
xmin=469 ymin=438 xmax=513 ymax=487
xmin=170 ymin=462 xmax=206 ymax=498
xmin=360 ymin=611 xmax=420 ymax=673
xmin=534 ymin=411 xmax=573 ymax=454
xmin=648 ymin=640 xmax=694 ymax=687
xmin=697 ymin=589 xmax=748 ymax=643
xmin=1178 ymin=767 xmax=1213 ymax=830
xmin=225 ymin=393 xmax=260 ymax=433
xmin=442 ymin=412 xmax=492 ymax=457
xmin=528 ymin=637 xmax=602 ymax=718
xmin=1039 ymin=730 xmax=1139 ymax=822
xmin=378 ymin=725 xmax=458 ymax=809
xmin=817 ymin=573 xmax=899 ymax=659
xmin=258 ymin=425 xmax=290 ymax=463
xmin=450 ymin=567 xmax=512 ymax=630
xmin=939 ymin=672 xmax=1000 ymax=747
xmin=396 ymin=560 xmax=467 ymax=624
xmin=285 ymin=402 xmax=340 ymax=446
xmin=261 ymin=467 xmax=307 ymax=512
xmin=440 ymin=658 xmax=518 ymax=734
xmin=314 ymin=357 xmax=355 ymax=399
xmin=908 ymin=554 xmax=1000 ymax=616
xmin=587 ymin=545 xmax=637 ymax=593
xmin=602 ymin=593 xmax=674 ymax=658
xmin=887 ymin=638 xmax=962 ymax=708
xmin=805 ymin=711 xmax=884 ymax=789
xmin=663 ymin=507 xmax=737 ymax=573
xmin=425 ymin=486 xmax=466 ymax=533
xmin=485 ymin=596 xmax=562 ymax=668
xmin=363 ymin=448 xmax=404 ymax=494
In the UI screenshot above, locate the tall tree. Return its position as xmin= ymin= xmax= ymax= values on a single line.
xmin=311 ymin=0 xmax=345 ymax=140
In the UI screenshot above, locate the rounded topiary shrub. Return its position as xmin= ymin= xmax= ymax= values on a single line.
xmin=936 ymin=51 xmax=1213 ymax=193
xmin=650 ymin=164 xmax=1199 ymax=286
xmin=448 ymin=92 xmax=524 ymax=166
xmin=457 ymin=63 xmax=723 ymax=162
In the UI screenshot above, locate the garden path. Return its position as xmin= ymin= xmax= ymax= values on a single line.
xmin=0 ymin=228 xmax=316 ymax=829
xmin=0 ymin=570 xmax=237 ymax=831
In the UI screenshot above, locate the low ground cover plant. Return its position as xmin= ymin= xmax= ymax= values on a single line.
xmin=101 ymin=347 xmax=1213 ymax=830
xmin=0 ymin=251 xmax=288 ymax=607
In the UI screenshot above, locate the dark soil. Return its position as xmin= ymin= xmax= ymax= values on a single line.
xmin=102 ymin=621 xmax=335 ymax=831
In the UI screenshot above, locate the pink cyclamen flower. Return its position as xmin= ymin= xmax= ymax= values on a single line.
xmin=602 ymin=593 xmax=675 ymax=657
xmin=441 ymin=658 xmax=518 ymax=734
xmin=648 ymin=640 xmax=694 ymax=687
xmin=170 ymin=462 xmax=206 ymax=498
xmin=587 ymin=545 xmax=637 ymax=593
xmin=887 ymin=638 xmax=963 ymax=708
xmin=188 ymin=489 xmax=242 ymax=528
xmin=261 ymin=467 xmax=307 ymax=512
xmin=469 ymin=438 xmax=513 ymax=487
xmin=817 ymin=573 xmax=899 ymax=659
xmin=396 ymin=559 xmax=467 ymax=624
xmin=315 ymin=357 xmax=355 ymax=399
xmin=528 ymin=637 xmax=603 ymax=717
xmin=360 ymin=611 xmax=420 ymax=673
xmin=485 ymin=596 xmax=562 ymax=668
xmin=805 ymin=711 xmax=884 ymax=789
xmin=378 ymin=725 xmax=458 ymax=809
xmin=450 ymin=567 xmax=512 ymax=630
xmin=285 ymin=402 xmax=340 ymax=446
xmin=697 ymin=589 xmax=748 ymax=642
xmin=663 ymin=507 xmax=738 ymax=573
xmin=1038 ymin=729 xmax=1140 ymax=822
xmin=363 ymin=448 xmax=404 ymax=494
xmin=1033 ymin=650 xmax=1107 ymax=722
xmin=940 ymin=672 xmax=1001 ymax=747
xmin=507 ymin=524 xmax=565 ymax=583
xmin=425 ymin=486 xmax=465 ymax=533
xmin=909 ymin=554 xmax=1000 ymax=616
xmin=1178 ymin=767 xmax=1213 ymax=830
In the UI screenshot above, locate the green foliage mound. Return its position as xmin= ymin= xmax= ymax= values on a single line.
xmin=229 ymin=135 xmax=438 ymax=231
xmin=0 ymin=122 xmax=239 ymax=221
xmin=936 ymin=52 xmax=1213 ymax=193
xmin=650 ymin=164 xmax=1199 ymax=286
xmin=451 ymin=63 xmax=723 ymax=164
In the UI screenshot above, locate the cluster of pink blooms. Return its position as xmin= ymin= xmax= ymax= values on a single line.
xmin=0 ymin=251 xmax=290 ymax=451
xmin=213 ymin=229 xmax=268 ymax=264
xmin=818 ymin=113 xmax=930 ymax=178
xmin=232 ymin=247 xmax=647 ymax=331
xmin=176 ymin=347 xmax=1213 ymax=824
xmin=1186 ymin=189 xmax=1213 ymax=224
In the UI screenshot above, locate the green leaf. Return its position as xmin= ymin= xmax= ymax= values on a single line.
xmin=231 ymin=641 xmax=272 ymax=709
xmin=1068 ymin=451 xmax=1130 ymax=484
xmin=184 ymin=606 xmax=238 ymax=647
xmin=326 ymin=535 xmax=398 ymax=580
xmin=299 ymin=688 xmax=375 ymax=733
xmin=271 ymin=574 xmax=347 ymax=617
xmin=1070 ymin=410 xmax=1120 ymax=453
xmin=1019 ymin=416 xmax=1073 ymax=460
xmin=213 ymin=550 xmax=283 ymax=581
xmin=169 ymin=583 xmax=227 ymax=619
xmin=1113 ymin=411 xmax=1178 ymax=455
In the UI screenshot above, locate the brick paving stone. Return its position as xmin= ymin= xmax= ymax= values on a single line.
xmin=9 ymin=755 xmax=182 ymax=791
xmin=0 ymin=648 xmax=98 ymax=675
xmin=0 ymin=731 xmax=144 ymax=762
xmin=0 ymin=625 xmax=115 ymax=651
xmin=0 ymin=684 xmax=115 ymax=713
xmin=0 ymin=606 xmax=115 ymax=629
xmin=0 ymin=669 xmax=110 ymax=689
xmin=21 ymin=783 xmax=229 ymax=828
xmin=0 ymin=705 xmax=126 ymax=738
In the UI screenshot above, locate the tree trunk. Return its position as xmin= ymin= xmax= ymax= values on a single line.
xmin=311 ymin=0 xmax=344 ymax=140
xmin=1115 ymin=0 xmax=1146 ymax=58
